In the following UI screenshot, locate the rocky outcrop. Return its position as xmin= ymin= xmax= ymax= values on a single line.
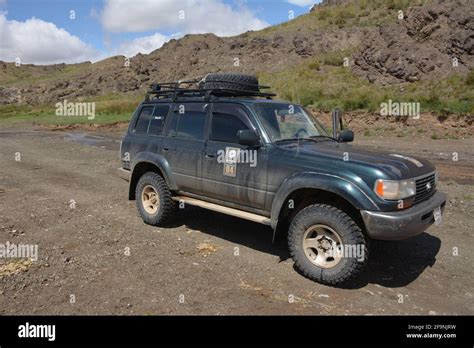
xmin=352 ymin=0 xmax=473 ymax=84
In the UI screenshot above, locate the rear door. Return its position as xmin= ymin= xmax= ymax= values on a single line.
xmin=161 ymin=102 xmax=208 ymax=194
xmin=201 ymin=103 xmax=268 ymax=210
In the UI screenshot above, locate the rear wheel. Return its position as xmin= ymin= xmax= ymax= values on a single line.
xmin=135 ymin=172 xmax=177 ymax=226
xmin=288 ymin=204 xmax=368 ymax=286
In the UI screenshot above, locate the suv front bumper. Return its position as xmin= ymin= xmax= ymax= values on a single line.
xmin=361 ymin=191 xmax=446 ymax=240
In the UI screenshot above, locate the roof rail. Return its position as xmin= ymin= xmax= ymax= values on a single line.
xmin=144 ymin=78 xmax=276 ymax=102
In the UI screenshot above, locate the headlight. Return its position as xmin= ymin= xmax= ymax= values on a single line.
xmin=374 ymin=179 xmax=416 ymax=200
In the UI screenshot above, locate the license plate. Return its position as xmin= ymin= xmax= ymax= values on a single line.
xmin=433 ymin=206 xmax=442 ymax=226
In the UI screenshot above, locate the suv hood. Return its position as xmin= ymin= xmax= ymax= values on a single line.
xmin=278 ymin=141 xmax=435 ymax=180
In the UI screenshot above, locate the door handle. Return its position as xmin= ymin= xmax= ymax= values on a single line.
xmin=205 ymin=153 xmax=215 ymax=158
xmin=163 ymin=147 xmax=170 ymax=151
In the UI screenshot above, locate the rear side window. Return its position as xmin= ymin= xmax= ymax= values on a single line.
xmin=166 ymin=104 xmax=206 ymax=140
xmin=176 ymin=111 xmax=206 ymax=140
xmin=211 ymin=107 xmax=250 ymax=143
xmin=135 ymin=106 xmax=154 ymax=133
xmin=148 ymin=105 xmax=170 ymax=135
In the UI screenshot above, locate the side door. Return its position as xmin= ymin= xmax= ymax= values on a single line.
xmin=201 ymin=103 xmax=268 ymax=210
xmin=161 ymin=102 xmax=208 ymax=194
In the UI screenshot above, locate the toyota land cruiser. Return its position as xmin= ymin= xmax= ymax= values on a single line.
xmin=118 ymin=73 xmax=446 ymax=286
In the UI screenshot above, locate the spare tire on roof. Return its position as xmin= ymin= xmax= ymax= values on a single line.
xmin=201 ymin=73 xmax=260 ymax=92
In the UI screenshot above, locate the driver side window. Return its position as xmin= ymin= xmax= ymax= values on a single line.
xmin=210 ymin=104 xmax=251 ymax=144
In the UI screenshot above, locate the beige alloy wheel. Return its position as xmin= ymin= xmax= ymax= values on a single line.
xmin=141 ymin=185 xmax=160 ymax=215
xmin=302 ymin=224 xmax=343 ymax=269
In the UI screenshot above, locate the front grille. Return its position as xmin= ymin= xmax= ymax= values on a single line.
xmin=414 ymin=173 xmax=436 ymax=205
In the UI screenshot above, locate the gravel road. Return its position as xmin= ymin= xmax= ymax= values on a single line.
xmin=0 ymin=126 xmax=472 ymax=315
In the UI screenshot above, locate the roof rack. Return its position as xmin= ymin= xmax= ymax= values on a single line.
xmin=144 ymin=78 xmax=276 ymax=102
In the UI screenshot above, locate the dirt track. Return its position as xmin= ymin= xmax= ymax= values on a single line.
xmin=0 ymin=126 xmax=473 ymax=315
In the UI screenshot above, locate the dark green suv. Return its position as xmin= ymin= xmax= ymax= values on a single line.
xmin=118 ymin=73 xmax=446 ymax=286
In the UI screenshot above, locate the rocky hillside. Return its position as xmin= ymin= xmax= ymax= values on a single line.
xmin=352 ymin=0 xmax=473 ymax=84
xmin=0 ymin=0 xmax=472 ymax=108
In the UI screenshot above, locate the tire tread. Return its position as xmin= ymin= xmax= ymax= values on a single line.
xmin=288 ymin=204 xmax=367 ymax=286
xmin=135 ymin=172 xmax=177 ymax=226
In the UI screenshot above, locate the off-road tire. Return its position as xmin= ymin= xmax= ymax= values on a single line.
xmin=202 ymin=73 xmax=259 ymax=92
xmin=288 ymin=204 xmax=368 ymax=286
xmin=135 ymin=172 xmax=177 ymax=226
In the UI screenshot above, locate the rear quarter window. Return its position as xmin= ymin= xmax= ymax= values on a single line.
xmin=148 ymin=105 xmax=170 ymax=135
xmin=134 ymin=106 xmax=154 ymax=133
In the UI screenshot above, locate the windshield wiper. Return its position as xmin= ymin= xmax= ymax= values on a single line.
xmin=274 ymin=137 xmax=322 ymax=144
xmin=274 ymin=134 xmax=338 ymax=144
xmin=309 ymin=135 xmax=337 ymax=142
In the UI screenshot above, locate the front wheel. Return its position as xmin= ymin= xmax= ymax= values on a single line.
xmin=288 ymin=204 xmax=368 ymax=286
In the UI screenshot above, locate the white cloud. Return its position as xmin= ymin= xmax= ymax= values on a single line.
xmin=287 ymin=0 xmax=319 ymax=7
xmin=115 ymin=32 xmax=170 ymax=58
xmin=100 ymin=0 xmax=269 ymax=37
xmin=0 ymin=13 xmax=98 ymax=65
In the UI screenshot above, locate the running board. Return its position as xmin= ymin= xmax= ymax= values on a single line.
xmin=172 ymin=196 xmax=271 ymax=226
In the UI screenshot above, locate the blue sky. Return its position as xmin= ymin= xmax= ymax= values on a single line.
xmin=0 ymin=0 xmax=322 ymax=65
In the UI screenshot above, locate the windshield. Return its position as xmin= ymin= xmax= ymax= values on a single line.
xmin=252 ymin=103 xmax=330 ymax=143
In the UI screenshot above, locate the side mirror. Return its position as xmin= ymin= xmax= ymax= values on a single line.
xmin=238 ymin=130 xmax=260 ymax=147
xmin=338 ymin=129 xmax=354 ymax=143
